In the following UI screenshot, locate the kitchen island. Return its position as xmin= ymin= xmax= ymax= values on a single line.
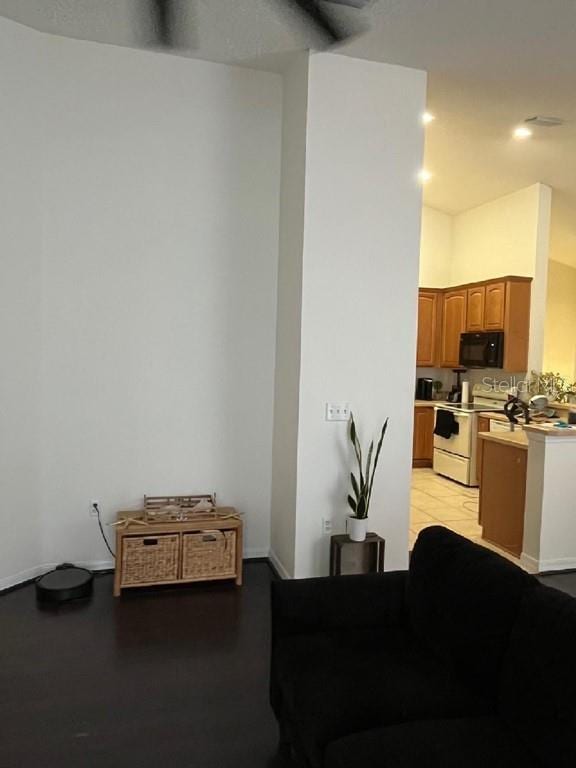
xmin=478 ymin=424 xmax=576 ymax=571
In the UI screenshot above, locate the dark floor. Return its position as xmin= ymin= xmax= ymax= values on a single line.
xmin=538 ymin=570 xmax=576 ymax=597
xmin=0 ymin=562 xmax=289 ymax=768
xmin=2 ymin=561 xmax=575 ymax=768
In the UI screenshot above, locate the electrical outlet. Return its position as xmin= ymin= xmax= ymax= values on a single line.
xmin=89 ymin=500 xmax=99 ymax=518
xmin=322 ymin=517 xmax=333 ymax=535
xmin=325 ymin=402 xmax=350 ymax=422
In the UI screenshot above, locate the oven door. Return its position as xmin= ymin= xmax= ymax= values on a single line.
xmin=433 ymin=410 xmax=473 ymax=458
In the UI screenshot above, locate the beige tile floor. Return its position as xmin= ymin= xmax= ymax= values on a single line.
xmin=410 ymin=468 xmax=521 ymax=564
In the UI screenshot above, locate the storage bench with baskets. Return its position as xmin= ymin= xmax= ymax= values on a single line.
xmin=113 ymin=506 xmax=242 ymax=596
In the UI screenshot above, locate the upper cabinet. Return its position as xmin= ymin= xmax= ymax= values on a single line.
xmin=484 ymin=282 xmax=506 ymax=329
xmin=440 ymin=290 xmax=467 ymax=368
xmin=417 ymin=277 xmax=531 ymax=371
xmin=501 ymin=280 xmax=531 ymax=371
xmin=466 ymin=286 xmax=485 ymax=332
xmin=416 ymin=291 xmax=439 ymax=367
xmin=465 ymin=280 xmax=506 ymax=332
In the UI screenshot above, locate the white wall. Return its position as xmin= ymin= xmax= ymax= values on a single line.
xmin=419 ymin=185 xmax=551 ymax=288
xmin=450 ymin=184 xmax=548 ymax=284
xmin=270 ymin=53 xmax=309 ymax=579
xmin=543 ymin=260 xmax=576 ymax=381
xmin=419 ymin=206 xmax=452 ymax=287
xmin=529 ymin=185 xmax=553 ymax=373
xmin=0 ymin=17 xmax=282 ymax=586
xmin=452 ymin=184 xmax=551 ymax=374
xmin=0 ymin=20 xmax=44 ymax=588
xmin=293 ymin=54 xmax=426 ymax=576
xmin=418 ymin=183 xmax=552 ymax=376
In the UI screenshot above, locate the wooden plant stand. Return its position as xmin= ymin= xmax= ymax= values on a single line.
xmin=329 ymin=533 xmax=385 ymax=576
xmin=113 ymin=507 xmax=243 ymax=597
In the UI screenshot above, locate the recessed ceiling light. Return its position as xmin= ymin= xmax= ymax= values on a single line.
xmin=418 ymin=169 xmax=433 ymax=184
xmin=513 ymin=126 xmax=533 ymax=140
xmin=422 ymin=112 xmax=435 ymax=125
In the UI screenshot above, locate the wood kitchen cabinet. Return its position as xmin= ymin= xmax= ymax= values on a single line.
xmin=440 ymin=290 xmax=467 ymax=368
xmin=478 ymin=435 xmax=527 ymax=557
xmin=476 ymin=416 xmax=491 ymax=490
xmin=416 ymin=291 xmax=440 ymax=367
xmin=466 ymin=286 xmax=485 ymax=331
xmin=417 ymin=277 xmax=531 ymax=372
xmin=465 ymin=281 xmax=510 ymax=332
xmin=484 ymin=282 xmax=507 ymax=329
xmin=413 ymin=407 xmax=435 ymax=468
xmin=501 ymin=280 xmax=531 ymax=371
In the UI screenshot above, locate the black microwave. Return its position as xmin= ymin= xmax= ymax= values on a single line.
xmin=459 ymin=332 xmax=504 ymax=369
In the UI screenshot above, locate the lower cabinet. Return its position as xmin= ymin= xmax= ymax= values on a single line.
xmin=476 ymin=416 xmax=491 ymax=487
xmin=413 ymin=407 xmax=435 ymax=468
xmin=478 ymin=438 xmax=527 ymax=556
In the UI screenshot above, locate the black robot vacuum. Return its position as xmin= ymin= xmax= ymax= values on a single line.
xmin=36 ymin=564 xmax=94 ymax=604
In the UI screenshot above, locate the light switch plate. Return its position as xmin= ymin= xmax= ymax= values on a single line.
xmin=325 ymin=402 xmax=350 ymax=422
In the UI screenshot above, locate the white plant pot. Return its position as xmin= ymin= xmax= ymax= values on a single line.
xmin=347 ymin=515 xmax=368 ymax=542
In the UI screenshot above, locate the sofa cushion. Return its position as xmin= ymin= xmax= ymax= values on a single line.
xmin=275 ymin=625 xmax=491 ymax=768
xmin=324 ymin=717 xmax=540 ymax=768
xmin=407 ymin=526 xmax=537 ymax=697
xmin=499 ymin=584 xmax=576 ymax=768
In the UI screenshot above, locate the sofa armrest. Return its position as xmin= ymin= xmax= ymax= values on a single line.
xmin=271 ymin=571 xmax=407 ymax=641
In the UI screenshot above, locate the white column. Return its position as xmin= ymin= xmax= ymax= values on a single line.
xmin=270 ymin=53 xmax=426 ymax=578
xmin=522 ymin=429 xmax=576 ymax=572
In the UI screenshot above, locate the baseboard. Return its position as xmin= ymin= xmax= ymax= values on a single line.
xmin=0 ymin=564 xmax=50 ymax=593
xmin=522 ymin=552 xmax=576 ymax=574
xmin=520 ymin=553 xmax=540 ymax=574
xmin=268 ymin=549 xmax=292 ymax=580
xmin=76 ymin=559 xmax=115 ymax=572
xmin=243 ymin=547 xmax=270 ymax=560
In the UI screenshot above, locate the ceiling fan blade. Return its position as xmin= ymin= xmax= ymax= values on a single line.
xmin=281 ymin=0 xmax=353 ymax=45
xmin=324 ymin=0 xmax=369 ymax=7
xmin=145 ymin=0 xmax=197 ymax=50
xmin=150 ymin=0 xmax=176 ymax=48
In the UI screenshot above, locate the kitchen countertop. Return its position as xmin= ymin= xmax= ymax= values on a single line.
xmin=480 ymin=424 xmax=576 ymax=445
xmin=478 ymin=411 xmax=566 ymax=427
xmin=478 ymin=411 xmax=511 ymax=421
xmin=478 ymin=430 xmax=529 ymax=450
xmin=415 ymin=401 xmax=503 ymax=411
xmin=478 ymin=411 xmax=537 ymax=426
xmin=524 ymin=423 xmax=576 ymax=437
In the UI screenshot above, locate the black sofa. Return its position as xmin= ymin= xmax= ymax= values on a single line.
xmin=270 ymin=525 xmax=576 ymax=768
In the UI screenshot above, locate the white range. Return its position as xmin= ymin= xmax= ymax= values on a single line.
xmin=432 ymin=387 xmax=509 ymax=487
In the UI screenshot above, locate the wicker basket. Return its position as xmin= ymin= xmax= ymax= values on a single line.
xmin=182 ymin=531 xmax=236 ymax=581
xmin=121 ymin=534 xmax=180 ymax=585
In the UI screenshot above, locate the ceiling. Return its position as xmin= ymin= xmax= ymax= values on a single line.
xmin=2 ymin=0 xmax=576 ymax=266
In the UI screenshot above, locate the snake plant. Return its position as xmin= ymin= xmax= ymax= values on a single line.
xmin=347 ymin=413 xmax=388 ymax=520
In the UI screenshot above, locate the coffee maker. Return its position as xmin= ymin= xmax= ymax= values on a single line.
xmin=416 ymin=378 xmax=434 ymax=401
